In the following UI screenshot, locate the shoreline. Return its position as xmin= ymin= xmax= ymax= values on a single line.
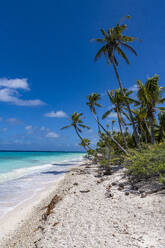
xmin=1 ymin=160 xmax=165 ymax=247
xmin=0 ymin=174 xmax=65 ymax=242
xmin=0 ymin=155 xmax=85 ymax=217
xmin=0 ymin=160 xmax=85 ymax=244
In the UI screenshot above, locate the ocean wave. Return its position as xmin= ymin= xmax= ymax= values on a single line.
xmin=0 ymin=163 xmax=53 ymax=184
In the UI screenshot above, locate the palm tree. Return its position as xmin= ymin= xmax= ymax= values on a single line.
xmin=86 ymin=93 xmax=128 ymax=155
xmin=156 ymin=112 xmax=165 ymax=142
xmin=79 ymin=138 xmax=91 ymax=151
xmin=102 ymin=89 xmax=133 ymax=149
xmin=61 ymin=112 xmax=91 ymax=151
xmin=93 ymin=16 xmax=140 ymax=146
xmin=137 ymin=75 xmax=165 ymax=144
xmin=111 ymin=120 xmax=115 ymax=132
xmin=131 ymin=107 xmax=150 ymax=143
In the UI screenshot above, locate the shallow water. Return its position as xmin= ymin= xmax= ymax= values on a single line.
xmin=0 ymin=151 xmax=85 ymax=216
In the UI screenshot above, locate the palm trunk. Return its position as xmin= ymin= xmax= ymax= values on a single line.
xmin=150 ymin=116 xmax=155 ymax=144
xmin=97 ymin=117 xmax=101 ymax=136
xmin=144 ymin=119 xmax=151 ymax=136
xmin=74 ymin=127 xmax=90 ymax=152
xmin=117 ymin=111 xmax=128 ymax=149
xmin=112 ymin=63 xmax=140 ymax=147
xmin=92 ymin=111 xmax=128 ymax=155
xmin=144 ymin=119 xmax=151 ymax=143
xmin=144 ymin=130 xmax=148 ymax=144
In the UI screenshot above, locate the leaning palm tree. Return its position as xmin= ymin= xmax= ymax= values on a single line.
xmin=86 ymin=93 xmax=128 ymax=155
xmin=61 ymin=112 xmax=91 ymax=151
xmin=93 ymin=15 xmax=140 ymax=146
xmin=137 ymin=75 xmax=165 ymax=144
xmin=102 ymin=89 xmax=133 ymax=149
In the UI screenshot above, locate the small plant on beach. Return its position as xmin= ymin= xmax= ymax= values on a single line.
xmin=100 ymin=159 xmax=111 ymax=175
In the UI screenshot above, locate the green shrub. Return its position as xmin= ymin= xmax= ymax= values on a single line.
xmin=126 ymin=142 xmax=165 ymax=183
xmin=100 ymin=159 xmax=111 ymax=174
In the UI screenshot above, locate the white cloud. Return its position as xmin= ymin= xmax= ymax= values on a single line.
xmin=7 ymin=118 xmax=19 ymax=124
xmin=128 ymin=84 xmax=138 ymax=92
xmin=40 ymin=126 xmax=50 ymax=132
xmin=108 ymin=112 xmax=117 ymax=118
xmin=40 ymin=126 xmax=46 ymax=131
xmin=88 ymin=129 xmax=93 ymax=133
xmin=45 ymin=110 xmax=67 ymax=118
xmin=0 ymin=78 xmax=45 ymax=106
xmin=0 ymin=78 xmax=29 ymax=90
xmin=25 ymin=125 xmax=33 ymax=134
xmin=25 ymin=125 xmax=32 ymax=130
xmin=46 ymin=132 xmax=59 ymax=138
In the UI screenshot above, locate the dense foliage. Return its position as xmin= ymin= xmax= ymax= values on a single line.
xmin=126 ymin=143 xmax=165 ymax=183
xmin=62 ymin=16 xmax=165 ymax=183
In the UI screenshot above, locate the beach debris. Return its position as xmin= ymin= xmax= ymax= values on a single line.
xmin=53 ymin=221 xmax=59 ymax=227
xmin=34 ymin=225 xmax=44 ymax=232
xmin=97 ymin=178 xmax=104 ymax=184
xmin=118 ymin=183 xmax=125 ymax=190
xmin=80 ymin=190 xmax=90 ymax=193
xmin=140 ymin=192 xmax=147 ymax=198
xmin=42 ymin=195 xmax=62 ymax=221
xmin=131 ymin=185 xmax=138 ymax=191
xmin=105 ymin=191 xmax=114 ymax=198
xmin=106 ymin=184 xmax=112 ymax=191
xmin=96 ymin=170 xmax=104 ymax=178
xmin=112 ymin=182 xmax=117 ymax=186
xmin=73 ymin=182 xmax=78 ymax=186
xmin=119 ymin=183 xmax=124 ymax=188
xmin=34 ymin=238 xmax=41 ymax=247
xmin=125 ymin=191 xmax=129 ymax=196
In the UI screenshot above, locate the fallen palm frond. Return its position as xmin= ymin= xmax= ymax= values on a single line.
xmin=42 ymin=195 xmax=62 ymax=221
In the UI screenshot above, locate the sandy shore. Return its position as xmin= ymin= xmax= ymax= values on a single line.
xmin=0 ymin=161 xmax=165 ymax=248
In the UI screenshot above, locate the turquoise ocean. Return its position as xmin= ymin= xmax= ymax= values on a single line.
xmin=0 ymin=151 xmax=85 ymax=216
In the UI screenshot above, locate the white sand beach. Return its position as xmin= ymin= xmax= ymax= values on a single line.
xmin=0 ymin=161 xmax=165 ymax=248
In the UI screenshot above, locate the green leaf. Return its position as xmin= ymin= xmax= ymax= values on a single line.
xmin=102 ymin=110 xmax=112 ymax=119
xmin=79 ymin=124 xmax=90 ymax=129
xmin=61 ymin=124 xmax=72 ymax=130
xmin=116 ymin=47 xmax=130 ymax=64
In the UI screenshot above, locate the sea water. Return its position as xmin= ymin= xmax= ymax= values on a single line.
xmin=0 ymin=151 xmax=85 ymax=216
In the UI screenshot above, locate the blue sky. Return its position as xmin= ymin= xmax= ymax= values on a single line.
xmin=0 ymin=0 xmax=165 ymax=151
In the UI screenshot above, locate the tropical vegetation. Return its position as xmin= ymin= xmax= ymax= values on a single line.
xmin=62 ymin=16 xmax=165 ymax=184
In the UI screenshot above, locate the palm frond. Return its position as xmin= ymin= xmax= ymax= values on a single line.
xmin=116 ymin=47 xmax=130 ymax=64
xmin=120 ymin=42 xmax=137 ymax=56
xmin=61 ymin=124 xmax=72 ymax=130
xmin=100 ymin=29 xmax=108 ymax=38
xmin=102 ymin=110 xmax=112 ymax=120
xmin=79 ymin=124 xmax=90 ymax=129
xmin=94 ymin=45 xmax=107 ymax=62
xmin=158 ymin=107 xmax=165 ymax=112
xmin=90 ymin=38 xmax=105 ymax=43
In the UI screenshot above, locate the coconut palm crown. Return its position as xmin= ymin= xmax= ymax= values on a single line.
xmin=94 ymin=16 xmax=139 ymax=70
xmin=137 ymin=75 xmax=165 ymax=144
